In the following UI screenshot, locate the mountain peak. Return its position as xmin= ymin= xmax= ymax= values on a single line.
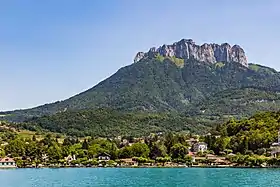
xmin=134 ymin=39 xmax=248 ymax=67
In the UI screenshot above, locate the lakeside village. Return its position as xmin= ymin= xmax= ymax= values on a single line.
xmin=2 ymin=129 xmax=280 ymax=169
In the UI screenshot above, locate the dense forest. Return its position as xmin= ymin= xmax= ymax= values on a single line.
xmin=15 ymin=109 xmax=214 ymax=137
xmin=189 ymin=87 xmax=280 ymax=118
xmin=205 ymin=111 xmax=280 ymax=155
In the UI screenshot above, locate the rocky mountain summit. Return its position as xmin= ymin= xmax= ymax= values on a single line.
xmin=134 ymin=39 xmax=248 ymax=67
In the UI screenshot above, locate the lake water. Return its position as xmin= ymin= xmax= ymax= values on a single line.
xmin=0 ymin=168 xmax=280 ymax=187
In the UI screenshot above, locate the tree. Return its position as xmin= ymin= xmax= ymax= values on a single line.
xmin=149 ymin=142 xmax=167 ymax=159
xmin=224 ymin=149 xmax=233 ymax=155
xmin=82 ymin=139 xmax=89 ymax=150
xmin=41 ymin=134 xmax=53 ymax=147
xmin=164 ymin=132 xmax=176 ymax=154
xmin=205 ymin=135 xmax=216 ymax=150
xmin=109 ymin=143 xmax=118 ymax=160
xmin=130 ymin=143 xmax=150 ymax=158
xmin=241 ymin=137 xmax=249 ymax=154
xmin=118 ymin=146 xmax=132 ymax=158
xmin=133 ymin=157 xmax=148 ymax=164
xmin=0 ymin=148 xmax=5 ymax=157
xmin=25 ymin=141 xmax=38 ymax=159
xmin=170 ymin=143 xmax=188 ymax=159
xmin=63 ymin=137 xmax=73 ymax=146
xmin=156 ymin=156 xmax=171 ymax=166
xmin=5 ymin=138 xmax=25 ymax=157
xmin=185 ymin=155 xmax=193 ymax=166
xmin=47 ymin=142 xmax=62 ymax=162
xmin=176 ymin=134 xmax=189 ymax=147
xmin=212 ymin=137 xmax=230 ymax=154
xmin=88 ymin=144 xmax=101 ymax=158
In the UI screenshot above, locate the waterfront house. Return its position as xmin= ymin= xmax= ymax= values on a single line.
xmin=192 ymin=154 xmax=229 ymax=166
xmin=0 ymin=157 xmax=16 ymax=168
xmin=212 ymin=158 xmax=230 ymax=166
xmin=119 ymin=158 xmax=137 ymax=166
xmin=98 ymin=153 xmax=111 ymax=161
xmin=65 ymin=155 xmax=76 ymax=163
xmin=193 ymin=142 xmax=208 ymax=152
xmin=270 ymin=129 xmax=280 ymax=157
xmin=192 ymin=156 xmax=206 ymax=163
xmin=271 ymin=143 xmax=280 ymax=157
xmin=206 ymin=155 xmax=225 ymax=164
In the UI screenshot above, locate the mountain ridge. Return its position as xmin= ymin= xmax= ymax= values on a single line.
xmin=2 ymin=39 xmax=280 ymax=123
xmin=134 ymin=39 xmax=248 ymax=67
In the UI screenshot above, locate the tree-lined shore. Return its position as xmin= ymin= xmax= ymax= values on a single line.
xmin=1 ymin=111 xmax=280 ymax=168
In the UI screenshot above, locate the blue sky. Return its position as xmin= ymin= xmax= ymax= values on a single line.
xmin=1 ymin=0 xmax=280 ymax=111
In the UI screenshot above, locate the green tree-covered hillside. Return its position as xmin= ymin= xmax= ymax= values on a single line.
xmin=2 ymin=57 xmax=280 ymax=123
xmin=18 ymin=109 xmax=214 ymax=137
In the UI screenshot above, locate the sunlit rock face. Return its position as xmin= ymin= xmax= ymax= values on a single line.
xmin=134 ymin=39 xmax=248 ymax=67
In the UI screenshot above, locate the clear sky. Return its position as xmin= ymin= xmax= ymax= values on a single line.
xmin=1 ymin=0 xmax=280 ymax=111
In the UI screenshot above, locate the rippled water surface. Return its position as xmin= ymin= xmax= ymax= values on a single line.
xmin=1 ymin=168 xmax=280 ymax=187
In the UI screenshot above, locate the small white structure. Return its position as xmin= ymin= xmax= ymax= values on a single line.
xmin=65 ymin=155 xmax=76 ymax=163
xmin=271 ymin=129 xmax=280 ymax=157
xmin=42 ymin=154 xmax=48 ymax=161
xmin=0 ymin=157 xmax=16 ymax=168
xmin=98 ymin=153 xmax=111 ymax=161
xmin=193 ymin=142 xmax=208 ymax=152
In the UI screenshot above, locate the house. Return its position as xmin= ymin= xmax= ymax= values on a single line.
xmin=119 ymin=158 xmax=137 ymax=166
xmin=205 ymin=155 xmax=229 ymax=166
xmin=98 ymin=153 xmax=111 ymax=161
xmin=65 ymin=155 xmax=76 ymax=163
xmin=271 ymin=129 xmax=280 ymax=157
xmin=212 ymin=158 xmax=230 ymax=166
xmin=0 ymin=157 xmax=16 ymax=168
xmin=271 ymin=143 xmax=280 ymax=157
xmin=192 ymin=155 xmax=229 ymax=166
xmin=192 ymin=156 xmax=206 ymax=163
xmin=41 ymin=154 xmax=48 ymax=161
xmin=120 ymin=139 xmax=129 ymax=147
xmin=193 ymin=142 xmax=207 ymax=152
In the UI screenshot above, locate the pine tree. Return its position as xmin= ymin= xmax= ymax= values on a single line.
xmin=82 ymin=139 xmax=89 ymax=150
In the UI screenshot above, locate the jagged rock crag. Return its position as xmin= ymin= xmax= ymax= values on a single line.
xmin=134 ymin=39 xmax=248 ymax=67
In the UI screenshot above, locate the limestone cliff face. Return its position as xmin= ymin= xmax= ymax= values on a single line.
xmin=134 ymin=39 xmax=248 ymax=67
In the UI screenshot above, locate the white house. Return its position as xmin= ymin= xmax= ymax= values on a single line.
xmin=193 ymin=142 xmax=208 ymax=152
xmin=0 ymin=157 xmax=16 ymax=168
xmin=271 ymin=129 xmax=280 ymax=157
xmin=65 ymin=155 xmax=76 ymax=163
xmin=98 ymin=153 xmax=111 ymax=161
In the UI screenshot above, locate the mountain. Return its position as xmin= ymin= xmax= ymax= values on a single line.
xmin=2 ymin=39 xmax=280 ymax=122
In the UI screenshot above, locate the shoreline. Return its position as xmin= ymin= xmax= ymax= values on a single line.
xmin=7 ymin=165 xmax=280 ymax=169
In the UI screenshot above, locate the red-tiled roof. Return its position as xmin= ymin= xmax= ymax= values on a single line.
xmin=0 ymin=157 xmax=15 ymax=163
xmin=188 ymin=152 xmax=194 ymax=156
